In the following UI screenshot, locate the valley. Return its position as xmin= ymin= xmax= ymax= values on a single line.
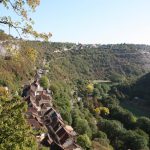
xmin=0 ymin=32 xmax=150 ymax=150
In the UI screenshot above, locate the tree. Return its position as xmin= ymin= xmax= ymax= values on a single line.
xmin=123 ymin=130 xmax=149 ymax=150
xmin=136 ymin=117 xmax=150 ymax=135
xmin=100 ymin=107 xmax=110 ymax=116
xmin=94 ymin=107 xmax=110 ymax=116
xmin=0 ymin=87 xmax=9 ymax=97
xmin=93 ymin=131 xmax=107 ymax=139
xmin=0 ymin=96 xmax=38 ymax=150
xmin=50 ymin=82 xmax=72 ymax=124
xmin=110 ymin=106 xmax=136 ymax=129
xmin=134 ymin=128 xmax=149 ymax=144
xmin=39 ymin=76 xmax=49 ymax=89
xmin=93 ymin=88 xmax=100 ymax=97
xmin=98 ymin=119 xmax=125 ymax=141
xmin=22 ymin=46 xmax=37 ymax=63
xmin=75 ymin=118 xmax=92 ymax=138
xmin=0 ymin=0 xmax=51 ymax=40
xmin=86 ymin=84 xmax=94 ymax=93
xmin=101 ymin=84 xmax=110 ymax=94
xmin=109 ymin=72 xmax=125 ymax=83
xmin=77 ymin=134 xmax=92 ymax=150
xmin=98 ymin=119 xmax=149 ymax=150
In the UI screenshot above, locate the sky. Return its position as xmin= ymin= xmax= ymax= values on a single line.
xmin=1 ymin=0 xmax=150 ymax=44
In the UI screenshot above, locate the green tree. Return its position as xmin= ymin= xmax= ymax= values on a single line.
xmin=136 ymin=117 xmax=150 ymax=135
xmin=39 ymin=76 xmax=49 ymax=89
xmin=50 ymin=82 xmax=72 ymax=124
xmin=93 ymin=88 xmax=100 ymax=97
xmin=93 ymin=131 xmax=108 ymax=139
xmin=77 ymin=134 xmax=92 ymax=150
xmin=123 ymin=130 xmax=149 ymax=150
xmin=110 ymin=106 xmax=136 ymax=129
xmin=109 ymin=72 xmax=125 ymax=83
xmin=0 ymin=96 xmax=38 ymax=150
xmin=134 ymin=128 xmax=149 ymax=144
xmin=75 ymin=118 xmax=92 ymax=138
xmin=98 ymin=119 xmax=125 ymax=141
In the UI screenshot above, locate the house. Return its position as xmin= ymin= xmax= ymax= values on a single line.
xmin=41 ymin=133 xmax=53 ymax=147
xmin=22 ymin=85 xmax=30 ymax=97
xmin=23 ymin=80 xmax=51 ymax=109
xmin=35 ymin=91 xmax=52 ymax=115
xmin=22 ymin=75 xmax=81 ymax=149
xmin=34 ymin=72 xmax=41 ymax=81
xmin=50 ymin=142 xmax=64 ymax=150
xmin=26 ymin=107 xmax=38 ymax=117
xmin=30 ymin=80 xmax=43 ymax=96
xmin=27 ymin=115 xmax=43 ymax=130
xmin=36 ymin=91 xmax=52 ymax=106
xmin=50 ymin=141 xmax=81 ymax=150
xmin=43 ymin=107 xmax=63 ymax=125
xmin=43 ymin=108 xmax=79 ymax=149
xmin=26 ymin=107 xmax=44 ymax=128
xmin=65 ymin=143 xmax=82 ymax=150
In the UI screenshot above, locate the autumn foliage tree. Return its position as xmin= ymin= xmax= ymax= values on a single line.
xmin=94 ymin=107 xmax=110 ymax=116
xmin=0 ymin=87 xmax=9 ymax=97
xmin=86 ymin=83 xmax=94 ymax=93
xmin=0 ymin=0 xmax=51 ymax=40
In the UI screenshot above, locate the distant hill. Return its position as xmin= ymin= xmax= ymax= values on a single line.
xmin=1 ymin=32 xmax=150 ymax=89
xmin=26 ymin=41 xmax=150 ymax=82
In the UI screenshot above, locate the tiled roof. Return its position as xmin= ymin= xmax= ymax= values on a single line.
xmin=24 ymin=79 xmax=80 ymax=149
xmin=27 ymin=107 xmax=38 ymax=114
xmin=27 ymin=118 xmax=41 ymax=129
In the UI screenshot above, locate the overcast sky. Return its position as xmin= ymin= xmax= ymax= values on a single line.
xmin=1 ymin=0 xmax=150 ymax=44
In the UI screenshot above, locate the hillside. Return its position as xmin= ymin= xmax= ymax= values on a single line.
xmin=132 ymin=72 xmax=150 ymax=101
xmin=117 ymin=72 xmax=150 ymax=117
xmin=1 ymin=30 xmax=150 ymax=84
xmin=26 ymin=41 xmax=150 ymax=82
xmin=0 ymin=33 xmax=150 ymax=150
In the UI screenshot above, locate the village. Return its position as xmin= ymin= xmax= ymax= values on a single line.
xmin=22 ymin=68 xmax=81 ymax=150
